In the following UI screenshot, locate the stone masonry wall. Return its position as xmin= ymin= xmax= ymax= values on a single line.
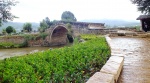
xmin=0 ymin=35 xmax=49 ymax=47
xmin=0 ymin=36 xmax=25 ymax=44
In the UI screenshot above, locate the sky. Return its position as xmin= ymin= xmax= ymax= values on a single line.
xmin=11 ymin=0 xmax=141 ymax=23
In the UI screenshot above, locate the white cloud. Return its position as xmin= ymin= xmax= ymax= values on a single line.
xmin=11 ymin=0 xmax=141 ymax=22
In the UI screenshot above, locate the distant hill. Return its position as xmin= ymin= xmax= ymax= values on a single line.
xmin=0 ymin=22 xmax=40 ymax=32
xmin=0 ymin=19 xmax=141 ymax=33
xmin=80 ymin=19 xmax=140 ymax=28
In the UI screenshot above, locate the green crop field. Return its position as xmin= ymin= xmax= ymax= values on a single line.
xmin=0 ymin=35 xmax=111 ymax=83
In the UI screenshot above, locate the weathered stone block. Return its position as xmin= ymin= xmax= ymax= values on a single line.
xmin=100 ymin=56 xmax=124 ymax=82
xmin=86 ymin=72 xmax=114 ymax=83
xmin=108 ymin=56 xmax=124 ymax=64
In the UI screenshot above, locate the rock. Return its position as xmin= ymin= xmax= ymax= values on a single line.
xmin=79 ymin=39 xmax=85 ymax=42
xmin=49 ymin=48 xmax=53 ymax=50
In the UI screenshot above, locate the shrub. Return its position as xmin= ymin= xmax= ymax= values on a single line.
xmin=23 ymin=23 xmax=32 ymax=32
xmin=22 ymin=34 xmax=36 ymax=41
xmin=6 ymin=26 xmax=14 ymax=34
xmin=80 ymin=34 xmax=99 ymax=40
xmin=0 ymin=35 xmax=111 ymax=82
xmin=39 ymin=33 xmax=48 ymax=40
xmin=0 ymin=41 xmax=28 ymax=49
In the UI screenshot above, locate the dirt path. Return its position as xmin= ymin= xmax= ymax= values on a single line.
xmin=109 ymin=37 xmax=150 ymax=83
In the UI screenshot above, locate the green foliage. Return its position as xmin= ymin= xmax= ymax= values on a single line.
xmin=0 ymin=41 xmax=27 ymax=49
xmin=80 ymin=34 xmax=100 ymax=40
xmin=0 ymin=42 xmax=14 ymax=48
xmin=38 ymin=20 xmax=49 ymax=33
xmin=135 ymin=26 xmax=141 ymax=31
xmin=131 ymin=0 xmax=150 ymax=14
xmin=13 ymin=28 xmax=16 ymax=33
xmin=61 ymin=11 xmax=77 ymax=22
xmin=45 ymin=17 xmax=53 ymax=27
xmin=2 ymin=29 xmax=6 ymax=35
xmin=0 ymin=22 xmax=39 ymax=32
xmin=39 ymin=33 xmax=48 ymax=40
xmin=22 ymin=34 xmax=35 ymax=41
xmin=0 ymin=33 xmax=48 ymax=49
xmin=66 ymin=23 xmax=73 ymax=35
xmin=0 ymin=35 xmax=28 ymax=48
xmin=0 ymin=0 xmax=18 ymax=26
xmin=23 ymin=23 xmax=32 ymax=32
xmin=0 ymin=36 xmax=111 ymax=82
xmin=66 ymin=23 xmax=72 ymax=29
xmin=38 ymin=17 xmax=55 ymax=32
xmin=6 ymin=26 xmax=14 ymax=34
xmin=18 ymin=40 xmax=28 ymax=47
xmin=73 ymin=37 xmax=79 ymax=44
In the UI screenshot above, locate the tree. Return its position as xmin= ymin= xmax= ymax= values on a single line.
xmin=40 ymin=20 xmax=49 ymax=28
xmin=61 ymin=11 xmax=77 ymax=22
xmin=6 ymin=26 xmax=14 ymax=34
xmin=23 ymin=23 xmax=32 ymax=32
xmin=38 ymin=19 xmax=49 ymax=33
xmin=131 ymin=0 xmax=150 ymax=14
xmin=0 ymin=0 xmax=18 ymax=26
xmin=2 ymin=28 xmax=6 ymax=35
xmin=45 ymin=17 xmax=53 ymax=26
xmin=13 ymin=28 xmax=16 ymax=33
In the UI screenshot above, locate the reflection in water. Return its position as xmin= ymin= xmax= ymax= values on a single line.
xmin=110 ymin=37 xmax=150 ymax=83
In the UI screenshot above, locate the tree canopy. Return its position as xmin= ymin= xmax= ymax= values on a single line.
xmin=61 ymin=11 xmax=77 ymax=22
xmin=6 ymin=26 xmax=14 ymax=34
xmin=45 ymin=17 xmax=52 ymax=26
xmin=38 ymin=19 xmax=49 ymax=33
xmin=23 ymin=23 xmax=32 ymax=32
xmin=0 ymin=0 xmax=18 ymax=26
xmin=131 ymin=0 xmax=150 ymax=14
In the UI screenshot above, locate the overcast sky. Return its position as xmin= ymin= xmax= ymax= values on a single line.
xmin=11 ymin=0 xmax=141 ymax=23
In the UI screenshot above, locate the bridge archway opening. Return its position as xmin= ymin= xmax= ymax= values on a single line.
xmin=50 ymin=25 xmax=73 ymax=46
xmin=67 ymin=34 xmax=74 ymax=43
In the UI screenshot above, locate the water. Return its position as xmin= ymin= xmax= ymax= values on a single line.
xmin=0 ymin=47 xmax=50 ymax=59
xmin=0 ymin=43 xmax=73 ymax=60
xmin=109 ymin=37 xmax=150 ymax=83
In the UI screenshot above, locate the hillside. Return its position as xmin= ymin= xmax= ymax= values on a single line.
xmin=80 ymin=19 xmax=140 ymax=28
xmin=0 ymin=22 xmax=40 ymax=32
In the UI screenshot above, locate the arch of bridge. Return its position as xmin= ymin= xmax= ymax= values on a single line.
xmin=49 ymin=24 xmax=68 ymax=46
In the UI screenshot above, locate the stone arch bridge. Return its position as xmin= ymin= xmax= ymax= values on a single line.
xmin=44 ymin=22 xmax=105 ymax=46
xmin=45 ymin=24 xmax=69 ymax=46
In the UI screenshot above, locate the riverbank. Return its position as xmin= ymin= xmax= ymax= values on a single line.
xmin=0 ymin=43 xmax=73 ymax=60
xmin=0 ymin=33 xmax=49 ymax=48
xmin=0 ymin=47 xmax=49 ymax=59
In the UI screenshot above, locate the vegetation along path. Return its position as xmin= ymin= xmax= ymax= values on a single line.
xmin=108 ymin=37 xmax=150 ymax=83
